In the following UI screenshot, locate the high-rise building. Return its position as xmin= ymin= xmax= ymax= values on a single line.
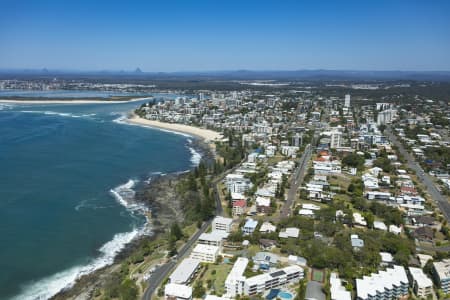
xmin=344 ymin=94 xmax=351 ymax=108
xmin=330 ymin=130 xmax=342 ymax=149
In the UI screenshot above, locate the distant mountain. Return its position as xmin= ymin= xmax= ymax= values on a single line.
xmin=1 ymin=69 xmax=450 ymax=81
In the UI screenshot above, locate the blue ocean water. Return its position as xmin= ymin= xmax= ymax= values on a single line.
xmin=0 ymin=96 xmax=196 ymax=299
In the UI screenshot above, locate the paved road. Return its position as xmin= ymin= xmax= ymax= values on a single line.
xmin=142 ymin=220 xmax=211 ymax=300
xmin=280 ymin=140 xmax=315 ymax=219
xmin=386 ymin=127 xmax=450 ymax=221
xmin=142 ymin=160 xmax=236 ymax=299
xmin=279 ymin=130 xmax=319 ymax=219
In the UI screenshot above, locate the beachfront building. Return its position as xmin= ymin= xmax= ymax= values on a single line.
xmin=225 ymin=257 xmax=248 ymax=297
xmin=165 ymin=283 xmax=193 ymax=300
xmin=244 ymin=265 xmax=304 ymax=296
xmin=408 ymin=267 xmax=433 ymax=298
xmin=169 ymin=258 xmax=201 ymax=285
xmin=356 ymin=265 xmax=409 ymax=300
xmin=432 ymin=259 xmax=450 ymax=294
xmin=212 ymin=216 xmax=233 ymax=233
xmin=190 ymin=244 xmax=219 ymax=263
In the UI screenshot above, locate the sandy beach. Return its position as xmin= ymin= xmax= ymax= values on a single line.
xmin=127 ymin=114 xmax=222 ymax=142
xmin=0 ymin=97 xmax=152 ymax=104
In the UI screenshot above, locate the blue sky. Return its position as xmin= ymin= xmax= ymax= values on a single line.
xmin=0 ymin=0 xmax=449 ymax=71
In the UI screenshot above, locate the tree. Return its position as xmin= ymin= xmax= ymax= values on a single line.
xmin=119 ymin=279 xmax=138 ymax=300
xmin=193 ymin=281 xmax=206 ymax=298
xmin=342 ymin=153 xmax=365 ymax=170
xmin=170 ymin=222 xmax=183 ymax=241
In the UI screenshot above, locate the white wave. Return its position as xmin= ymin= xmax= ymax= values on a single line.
xmin=109 ymin=179 xmax=137 ymax=208
xmin=12 ymin=229 xmax=140 ymax=300
xmin=18 ymin=110 xmax=97 ymax=119
xmin=0 ymin=103 xmax=15 ymax=110
xmin=188 ymin=147 xmax=202 ymax=166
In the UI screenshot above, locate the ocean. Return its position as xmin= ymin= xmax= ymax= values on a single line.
xmin=0 ymin=94 xmax=198 ymax=299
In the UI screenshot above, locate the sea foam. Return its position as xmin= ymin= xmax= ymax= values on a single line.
xmin=13 ymin=179 xmax=148 ymax=300
xmin=19 ymin=110 xmax=97 ymax=118
xmin=12 ymin=229 xmax=139 ymax=300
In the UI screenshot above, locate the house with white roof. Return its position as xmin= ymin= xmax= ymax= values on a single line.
xmin=299 ymin=209 xmax=315 ymax=217
xmin=351 ymin=234 xmax=364 ymax=250
xmin=279 ymin=227 xmax=300 ymax=238
xmin=259 ymin=221 xmax=276 ymax=233
xmin=374 ymin=221 xmax=387 ymax=231
xmin=242 ymin=218 xmax=258 ymax=235
xmin=353 ymin=213 xmax=367 ymax=226
xmin=389 ymin=224 xmax=402 ymax=235
xmin=303 ymin=203 xmax=321 ymax=210
xmin=379 ymin=252 xmax=393 ymax=266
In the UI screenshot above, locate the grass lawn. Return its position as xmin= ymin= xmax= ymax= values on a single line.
xmin=199 ymin=263 xmax=233 ymax=296
xmin=267 ymin=155 xmax=286 ymax=165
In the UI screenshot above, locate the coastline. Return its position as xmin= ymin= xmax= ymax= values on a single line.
xmin=127 ymin=113 xmax=223 ymax=143
xmin=0 ymin=96 xmax=153 ymax=104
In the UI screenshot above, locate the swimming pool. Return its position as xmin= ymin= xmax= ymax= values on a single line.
xmin=277 ymin=291 xmax=293 ymax=300
xmin=266 ymin=289 xmax=294 ymax=300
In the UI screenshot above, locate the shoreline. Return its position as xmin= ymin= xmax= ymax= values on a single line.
xmin=0 ymin=96 xmax=153 ymax=104
xmin=127 ymin=113 xmax=223 ymax=143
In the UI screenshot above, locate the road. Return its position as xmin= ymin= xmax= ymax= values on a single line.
xmin=386 ymin=127 xmax=450 ymax=221
xmin=142 ymin=221 xmax=210 ymax=300
xmin=142 ymin=161 xmax=234 ymax=299
xmin=280 ymin=140 xmax=315 ymax=219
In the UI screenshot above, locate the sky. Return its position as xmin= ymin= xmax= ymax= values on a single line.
xmin=0 ymin=0 xmax=449 ymax=72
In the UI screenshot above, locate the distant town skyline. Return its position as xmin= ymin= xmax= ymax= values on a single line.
xmin=1 ymin=0 xmax=449 ymax=71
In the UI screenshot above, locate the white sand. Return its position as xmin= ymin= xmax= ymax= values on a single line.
xmin=127 ymin=115 xmax=222 ymax=142
xmin=0 ymin=97 xmax=152 ymax=104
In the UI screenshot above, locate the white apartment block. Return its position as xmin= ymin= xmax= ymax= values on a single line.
xmin=244 ymin=265 xmax=304 ymax=296
xmin=330 ymin=272 xmax=351 ymax=300
xmin=165 ymin=283 xmax=193 ymax=300
xmin=212 ymin=216 xmax=233 ymax=233
xmin=409 ymin=267 xmax=433 ymax=298
xmin=225 ymin=257 xmax=249 ymax=297
xmin=433 ymin=259 xmax=450 ymax=294
xmin=225 ymin=259 xmax=304 ymax=297
xmin=356 ymin=265 xmax=408 ymax=300
xmin=169 ymin=258 xmax=201 ymax=284
xmin=330 ymin=130 xmax=342 ymax=149
xmin=198 ymin=231 xmax=226 ymax=247
xmin=190 ymin=244 xmax=219 ymax=263
xmin=225 ymin=173 xmax=253 ymax=193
